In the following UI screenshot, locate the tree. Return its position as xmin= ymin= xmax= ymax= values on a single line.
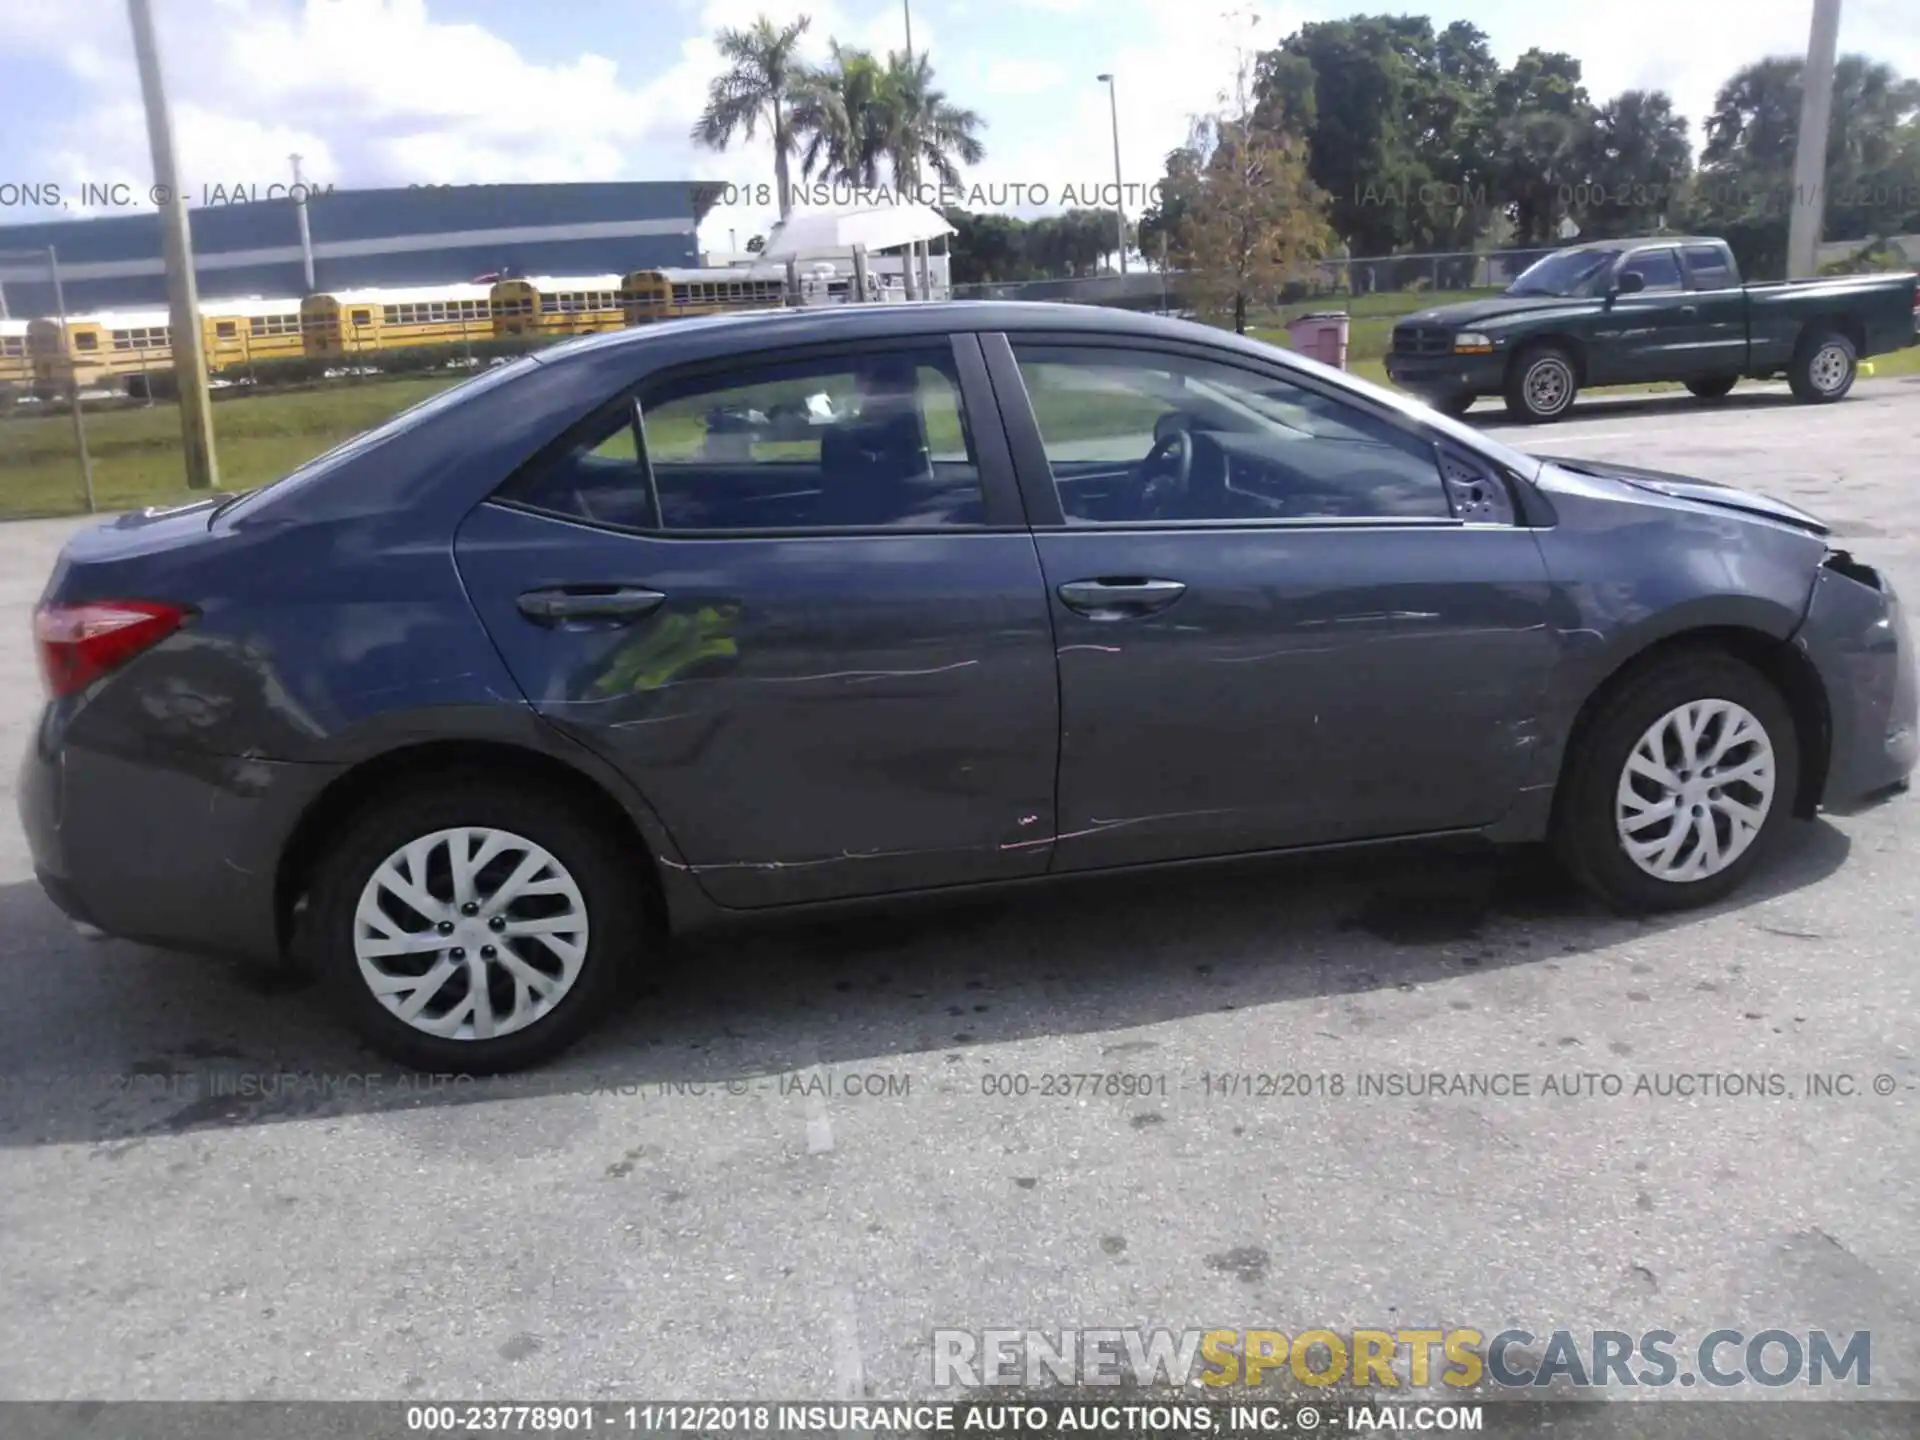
xmin=692 ymin=14 xmax=813 ymax=219
xmin=878 ymin=49 xmax=987 ymax=200
xmin=1693 ymin=55 xmax=1920 ymax=277
xmin=1571 ymin=90 xmax=1693 ymax=238
xmin=943 ymin=208 xmax=1031 ymax=282
xmin=791 ymin=41 xmax=891 ymax=192
xmin=1457 ymin=48 xmax=1594 ymax=247
xmin=1174 ymin=60 xmax=1334 ymax=333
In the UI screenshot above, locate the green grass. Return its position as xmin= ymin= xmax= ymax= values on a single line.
xmin=0 ymin=376 xmax=465 ymax=519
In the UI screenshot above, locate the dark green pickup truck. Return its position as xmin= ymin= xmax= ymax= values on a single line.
xmin=1384 ymin=235 xmax=1920 ymax=422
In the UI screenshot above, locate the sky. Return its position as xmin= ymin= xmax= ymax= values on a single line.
xmin=3 ymin=0 xmax=1918 ymax=255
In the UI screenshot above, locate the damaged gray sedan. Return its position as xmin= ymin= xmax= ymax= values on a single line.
xmin=19 ymin=303 xmax=1917 ymax=1072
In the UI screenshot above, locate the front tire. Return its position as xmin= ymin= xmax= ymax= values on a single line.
xmin=1504 ymin=345 xmax=1580 ymax=422
xmin=1552 ymin=652 xmax=1800 ymax=914
xmin=309 ymin=774 xmax=645 ymax=1072
xmin=1685 ymin=375 xmax=1738 ymax=400
xmin=1788 ymin=329 xmax=1857 ymax=403
xmin=1417 ymin=389 xmax=1475 ymax=418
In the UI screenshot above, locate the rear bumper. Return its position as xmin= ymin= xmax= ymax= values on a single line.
xmin=1796 ymin=559 xmax=1919 ymax=812
xmin=1383 ymin=351 xmax=1508 ymax=396
xmin=18 ymin=714 xmax=340 ymax=964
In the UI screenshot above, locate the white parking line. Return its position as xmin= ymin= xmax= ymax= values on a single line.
xmin=829 ymin=1287 xmax=867 ymax=1400
xmin=797 ymin=1042 xmax=835 ymax=1154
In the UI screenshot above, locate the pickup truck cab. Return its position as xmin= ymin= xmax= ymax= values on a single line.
xmin=1385 ymin=236 xmax=1920 ymax=422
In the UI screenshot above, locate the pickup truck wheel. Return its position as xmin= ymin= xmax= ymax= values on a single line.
xmin=1788 ymin=330 xmax=1858 ymax=403
xmin=1504 ymin=345 xmax=1579 ymax=422
xmin=1685 ymin=376 xmax=1738 ymax=400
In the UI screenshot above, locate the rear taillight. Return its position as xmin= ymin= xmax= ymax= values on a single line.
xmin=33 ymin=600 xmax=189 ymax=699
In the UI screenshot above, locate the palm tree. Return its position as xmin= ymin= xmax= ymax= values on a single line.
xmin=692 ymin=14 xmax=813 ymax=219
xmin=879 ymin=50 xmax=987 ymax=199
xmin=791 ymin=42 xmax=891 ymax=192
xmin=877 ymin=50 xmax=986 ymax=297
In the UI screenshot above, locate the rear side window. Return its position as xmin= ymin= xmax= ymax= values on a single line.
xmin=502 ymin=344 xmax=986 ymax=532
xmin=1619 ymin=249 xmax=1684 ymax=291
xmin=1682 ymin=244 xmax=1738 ymax=290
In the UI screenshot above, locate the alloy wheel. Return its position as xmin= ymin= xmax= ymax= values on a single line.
xmin=1614 ymin=699 xmax=1777 ymax=883
xmin=353 ymin=827 xmax=590 ymax=1040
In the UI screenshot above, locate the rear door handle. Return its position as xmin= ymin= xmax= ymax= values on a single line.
xmin=517 ymin=586 xmax=666 ymax=623
xmin=1057 ymin=577 xmax=1186 ymax=619
xmin=1680 ymin=304 xmax=1699 ymax=316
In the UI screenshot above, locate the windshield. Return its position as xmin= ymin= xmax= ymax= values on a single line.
xmin=1506 ymin=249 xmax=1616 ymax=298
xmin=215 ymin=354 xmax=547 ymax=520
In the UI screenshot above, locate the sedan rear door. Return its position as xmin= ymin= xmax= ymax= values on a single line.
xmin=980 ymin=332 xmax=1557 ymax=871
xmin=454 ymin=333 xmax=1061 ymax=908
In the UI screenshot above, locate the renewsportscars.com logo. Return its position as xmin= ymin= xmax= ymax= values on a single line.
xmin=929 ymin=1328 xmax=1872 ymax=1390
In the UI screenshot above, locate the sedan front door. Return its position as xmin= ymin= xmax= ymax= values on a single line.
xmin=981 ymin=333 xmax=1557 ymax=871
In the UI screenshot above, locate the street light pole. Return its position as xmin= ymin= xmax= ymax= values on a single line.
xmin=1097 ymin=73 xmax=1128 ymax=274
xmin=128 ymin=0 xmax=219 ymax=490
xmin=1786 ymin=0 xmax=1843 ymax=277
xmin=291 ymin=152 xmax=316 ymax=292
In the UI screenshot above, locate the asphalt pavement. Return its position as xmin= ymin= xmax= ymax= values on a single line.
xmin=1 ymin=378 xmax=1916 ymax=1402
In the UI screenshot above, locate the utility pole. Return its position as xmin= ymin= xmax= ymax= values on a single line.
xmin=291 ymin=153 xmax=316 ymax=291
xmin=1786 ymin=0 xmax=1843 ymax=277
xmin=128 ymin=0 xmax=219 ymax=490
xmin=902 ymin=0 xmax=912 ymax=60
xmin=1097 ymin=73 xmax=1128 ymax=274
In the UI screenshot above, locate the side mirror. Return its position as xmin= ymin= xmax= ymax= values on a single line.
xmin=1615 ymin=271 xmax=1646 ymax=295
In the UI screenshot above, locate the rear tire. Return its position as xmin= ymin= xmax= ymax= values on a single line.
xmin=1504 ymin=344 xmax=1580 ymax=423
xmin=1685 ymin=376 xmax=1738 ymax=400
xmin=1788 ymin=329 xmax=1857 ymax=403
xmin=1552 ymin=652 xmax=1800 ymax=915
xmin=309 ymin=773 xmax=645 ymax=1072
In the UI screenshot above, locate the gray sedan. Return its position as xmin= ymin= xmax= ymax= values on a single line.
xmin=17 ymin=302 xmax=1917 ymax=1072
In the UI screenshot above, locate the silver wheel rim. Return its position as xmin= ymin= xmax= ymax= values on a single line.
xmin=1615 ymin=699 xmax=1777 ymax=883
xmin=1525 ymin=358 xmax=1574 ymax=415
xmin=353 ymin=827 xmax=589 ymax=1041
xmin=1810 ymin=343 xmax=1851 ymax=394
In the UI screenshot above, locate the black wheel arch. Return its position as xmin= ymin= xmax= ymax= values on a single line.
xmin=274 ymin=737 xmax=683 ymax=961
xmin=1793 ymin=314 xmax=1866 ymax=359
xmin=1547 ymin=625 xmax=1833 ymax=837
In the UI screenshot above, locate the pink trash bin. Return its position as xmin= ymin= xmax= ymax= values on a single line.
xmin=1286 ymin=311 xmax=1351 ymax=369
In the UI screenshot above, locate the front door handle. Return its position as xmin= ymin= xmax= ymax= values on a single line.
xmin=1057 ymin=577 xmax=1187 ymax=619
xmin=517 ymin=586 xmax=666 ymax=623
xmin=1680 ymin=304 xmax=1699 ymax=316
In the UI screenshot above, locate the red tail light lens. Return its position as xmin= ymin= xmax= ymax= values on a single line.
xmin=34 ymin=600 xmax=189 ymax=699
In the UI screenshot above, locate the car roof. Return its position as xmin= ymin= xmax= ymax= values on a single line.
xmin=1569 ymin=236 xmax=1724 ymax=253
xmin=523 ymin=300 xmax=1241 ymax=367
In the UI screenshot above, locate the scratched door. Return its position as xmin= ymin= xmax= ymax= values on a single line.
xmin=1032 ymin=524 xmax=1558 ymax=867
xmin=454 ymin=335 xmax=1062 ymax=909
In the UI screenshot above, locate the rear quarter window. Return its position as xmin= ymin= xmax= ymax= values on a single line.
xmin=216 ymin=354 xmax=547 ymax=519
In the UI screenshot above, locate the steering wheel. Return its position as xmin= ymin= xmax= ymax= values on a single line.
xmin=1137 ymin=427 xmax=1194 ymax=518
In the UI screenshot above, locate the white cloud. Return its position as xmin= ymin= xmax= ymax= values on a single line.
xmin=7 ymin=0 xmax=1920 ymax=261
xmin=978 ymin=58 xmax=1067 ymax=95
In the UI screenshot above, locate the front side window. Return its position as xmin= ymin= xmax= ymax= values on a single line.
xmin=1619 ymin=249 xmax=1684 ymax=291
xmin=501 ymin=344 xmax=984 ymax=533
xmin=1011 ymin=344 xmax=1452 ymax=523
